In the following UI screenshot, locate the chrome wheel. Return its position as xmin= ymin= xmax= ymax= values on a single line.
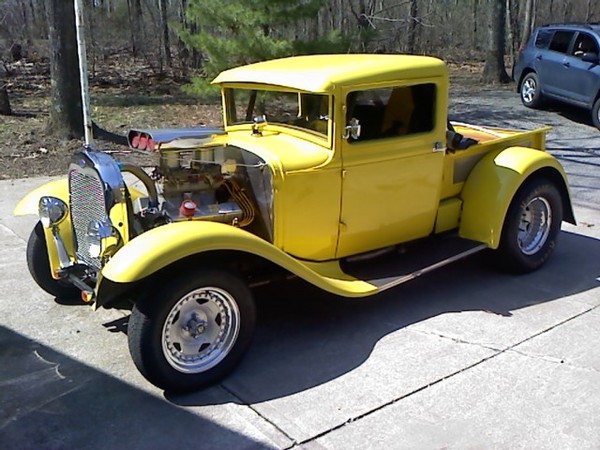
xmin=517 ymin=196 xmax=552 ymax=255
xmin=521 ymin=78 xmax=537 ymax=104
xmin=162 ymin=287 xmax=240 ymax=373
xmin=520 ymin=73 xmax=543 ymax=108
xmin=497 ymin=180 xmax=562 ymax=273
xmin=128 ymin=269 xmax=255 ymax=391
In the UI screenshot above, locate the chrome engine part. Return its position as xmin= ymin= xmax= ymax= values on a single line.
xmin=152 ymin=147 xmax=255 ymax=226
xmin=67 ymin=144 xmax=271 ymax=277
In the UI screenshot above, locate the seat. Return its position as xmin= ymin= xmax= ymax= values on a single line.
xmin=381 ymin=87 xmax=414 ymax=136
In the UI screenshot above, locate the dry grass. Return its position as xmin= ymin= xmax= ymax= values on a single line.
xmin=0 ymin=58 xmax=510 ymax=180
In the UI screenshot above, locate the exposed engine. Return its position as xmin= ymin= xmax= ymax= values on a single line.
xmin=129 ymin=144 xmax=271 ymax=240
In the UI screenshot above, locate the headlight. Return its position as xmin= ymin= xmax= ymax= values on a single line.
xmin=87 ymin=219 xmax=119 ymax=258
xmin=39 ymin=196 xmax=68 ymax=227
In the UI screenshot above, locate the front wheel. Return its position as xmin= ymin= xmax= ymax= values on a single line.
xmin=26 ymin=222 xmax=80 ymax=299
xmin=496 ymin=179 xmax=563 ymax=273
xmin=592 ymin=97 xmax=600 ymax=131
xmin=127 ymin=268 xmax=256 ymax=392
xmin=520 ymin=72 xmax=544 ymax=109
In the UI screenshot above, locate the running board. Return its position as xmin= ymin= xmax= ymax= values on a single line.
xmin=341 ymin=237 xmax=487 ymax=293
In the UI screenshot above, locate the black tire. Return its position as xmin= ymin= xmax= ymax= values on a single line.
xmin=127 ymin=268 xmax=256 ymax=392
xmin=592 ymin=97 xmax=600 ymax=131
xmin=496 ymin=179 xmax=563 ymax=273
xmin=26 ymin=222 xmax=80 ymax=299
xmin=520 ymin=72 xmax=544 ymax=109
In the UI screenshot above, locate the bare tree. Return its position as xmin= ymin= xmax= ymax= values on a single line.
xmin=127 ymin=0 xmax=143 ymax=55
xmin=46 ymin=0 xmax=83 ymax=139
xmin=159 ymin=0 xmax=172 ymax=67
xmin=0 ymin=59 xmax=11 ymax=115
xmin=483 ymin=0 xmax=511 ymax=83
xmin=519 ymin=0 xmax=535 ymax=49
xmin=585 ymin=0 xmax=594 ymax=21
xmin=407 ymin=0 xmax=419 ymax=53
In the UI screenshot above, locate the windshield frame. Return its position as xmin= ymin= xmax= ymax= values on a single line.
xmin=222 ymin=85 xmax=331 ymax=142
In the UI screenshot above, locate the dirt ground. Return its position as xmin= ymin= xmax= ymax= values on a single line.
xmin=0 ymin=59 xmax=509 ymax=180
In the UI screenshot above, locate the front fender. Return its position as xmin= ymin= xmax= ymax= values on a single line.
xmin=459 ymin=146 xmax=574 ymax=248
xmin=99 ymin=221 xmax=377 ymax=301
xmin=13 ymin=178 xmax=76 ymax=278
xmin=13 ymin=178 xmax=69 ymax=216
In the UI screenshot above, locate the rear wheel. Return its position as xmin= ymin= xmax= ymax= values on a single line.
xmin=520 ymin=72 xmax=544 ymax=108
xmin=127 ymin=268 xmax=256 ymax=392
xmin=496 ymin=179 xmax=562 ymax=273
xmin=592 ymin=97 xmax=600 ymax=130
xmin=26 ymin=222 xmax=80 ymax=299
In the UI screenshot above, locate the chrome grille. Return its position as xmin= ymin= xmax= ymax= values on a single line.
xmin=69 ymin=167 xmax=105 ymax=269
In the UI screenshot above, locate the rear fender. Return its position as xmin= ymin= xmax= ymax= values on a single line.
xmin=460 ymin=146 xmax=574 ymax=248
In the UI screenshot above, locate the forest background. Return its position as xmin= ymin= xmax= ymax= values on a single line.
xmin=0 ymin=0 xmax=599 ymax=178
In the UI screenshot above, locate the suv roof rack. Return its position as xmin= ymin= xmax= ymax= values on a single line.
xmin=541 ymin=22 xmax=600 ymax=30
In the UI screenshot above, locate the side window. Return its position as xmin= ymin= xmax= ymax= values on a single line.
xmin=346 ymin=83 xmax=435 ymax=143
xmin=548 ymin=31 xmax=575 ymax=54
xmin=572 ymin=32 xmax=599 ymax=57
xmin=535 ymin=29 xmax=553 ymax=49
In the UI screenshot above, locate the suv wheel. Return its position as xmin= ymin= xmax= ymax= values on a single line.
xmin=520 ymin=72 xmax=543 ymax=108
xmin=592 ymin=97 xmax=600 ymax=130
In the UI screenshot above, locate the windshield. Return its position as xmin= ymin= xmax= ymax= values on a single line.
xmin=224 ymin=88 xmax=329 ymax=137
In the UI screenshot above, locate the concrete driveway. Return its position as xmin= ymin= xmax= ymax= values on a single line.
xmin=1 ymin=89 xmax=600 ymax=449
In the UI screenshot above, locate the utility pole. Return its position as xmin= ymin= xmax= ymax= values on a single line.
xmin=74 ymin=0 xmax=94 ymax=146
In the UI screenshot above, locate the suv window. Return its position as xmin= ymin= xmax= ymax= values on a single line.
xmin=535 ymin=29 xmax=553 ymax=49
xmin=548 ymin=30 xmax=575 ymax=54
xmin=572 ymin=32 xmax=599 ymax=57
xmin=346 ymin=84 xmax=435 ymax=142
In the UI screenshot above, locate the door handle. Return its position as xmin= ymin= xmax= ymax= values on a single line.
xmin=563 ymin=61 xmax=570 ymax=68
xmin=433 ymin=141 xmax=445 ymax=152
xmin=535 ymin=55 xmax=542 ymax=60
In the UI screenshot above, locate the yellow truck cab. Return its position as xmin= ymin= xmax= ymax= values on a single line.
xmin=15 ymin=54 xmax=575 ymax=392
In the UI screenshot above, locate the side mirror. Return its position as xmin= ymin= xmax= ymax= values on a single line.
xmin=343 ymin=118 xmax=361 ymax=140
xmin=582 ymin=52 xmax=599 ymax=64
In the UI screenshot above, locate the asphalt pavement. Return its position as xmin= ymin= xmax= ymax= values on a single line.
xmin=1 ymin=89 xmax=600 ymax=449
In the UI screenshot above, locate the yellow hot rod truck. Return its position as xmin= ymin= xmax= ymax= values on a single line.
xmin=15 ymin=54 xmax=574 ymax=391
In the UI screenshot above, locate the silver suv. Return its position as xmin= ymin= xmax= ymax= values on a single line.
xmin=513 ymin=23 xmax=600 ymax=130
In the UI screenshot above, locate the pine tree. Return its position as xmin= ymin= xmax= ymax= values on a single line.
xmin=179 ymin=0 xmax=349 ymax=93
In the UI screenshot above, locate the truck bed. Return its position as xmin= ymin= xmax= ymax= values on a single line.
xmin=441 ymin=122 xmax=551 ymax=199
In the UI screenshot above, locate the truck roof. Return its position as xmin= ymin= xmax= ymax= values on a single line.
xmin=212 ymin=54 xmax=447 ymax=93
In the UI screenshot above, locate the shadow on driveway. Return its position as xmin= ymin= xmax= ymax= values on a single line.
xmin=0 ymin=327 xmax=279 ymax=449
xmin=167 ymin=230 xmax=600 ymax=406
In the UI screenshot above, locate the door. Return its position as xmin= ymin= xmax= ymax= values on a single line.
xmin=565 ymin=32 xmax=600 ymax=105
xmin=538 ymin=30 xmax=576 ymax=97
xmin=336 ymin=83 xmax=446 ymax=258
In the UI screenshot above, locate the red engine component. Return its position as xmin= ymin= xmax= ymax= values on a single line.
xmin=179 ymin=199 xmax=197 ymax=217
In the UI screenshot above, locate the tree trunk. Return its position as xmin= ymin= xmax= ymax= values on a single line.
xmin=0 ymin=85 xmax=11 ymax=115
xmin=520 ymin=0 xmax=534 ymax=49
xmin=585 ymin=0 xmax=594 ymax=22
xmin=0 ymin=61 xmax=10 ymax=115
xmin=473 ymin=0 xmax=479 ymax=50
xmin=129 ymin=0 xmax=143 ymax=56
xmin=483 ymin=0 xmax=511 ymax=83
xmin=160 ymin=0 xmax=172 ymax=68
xmin=407 ymin=0 xmax=419 ymax=53
xmin=46 ymin=0 xmax=83 ymax=139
